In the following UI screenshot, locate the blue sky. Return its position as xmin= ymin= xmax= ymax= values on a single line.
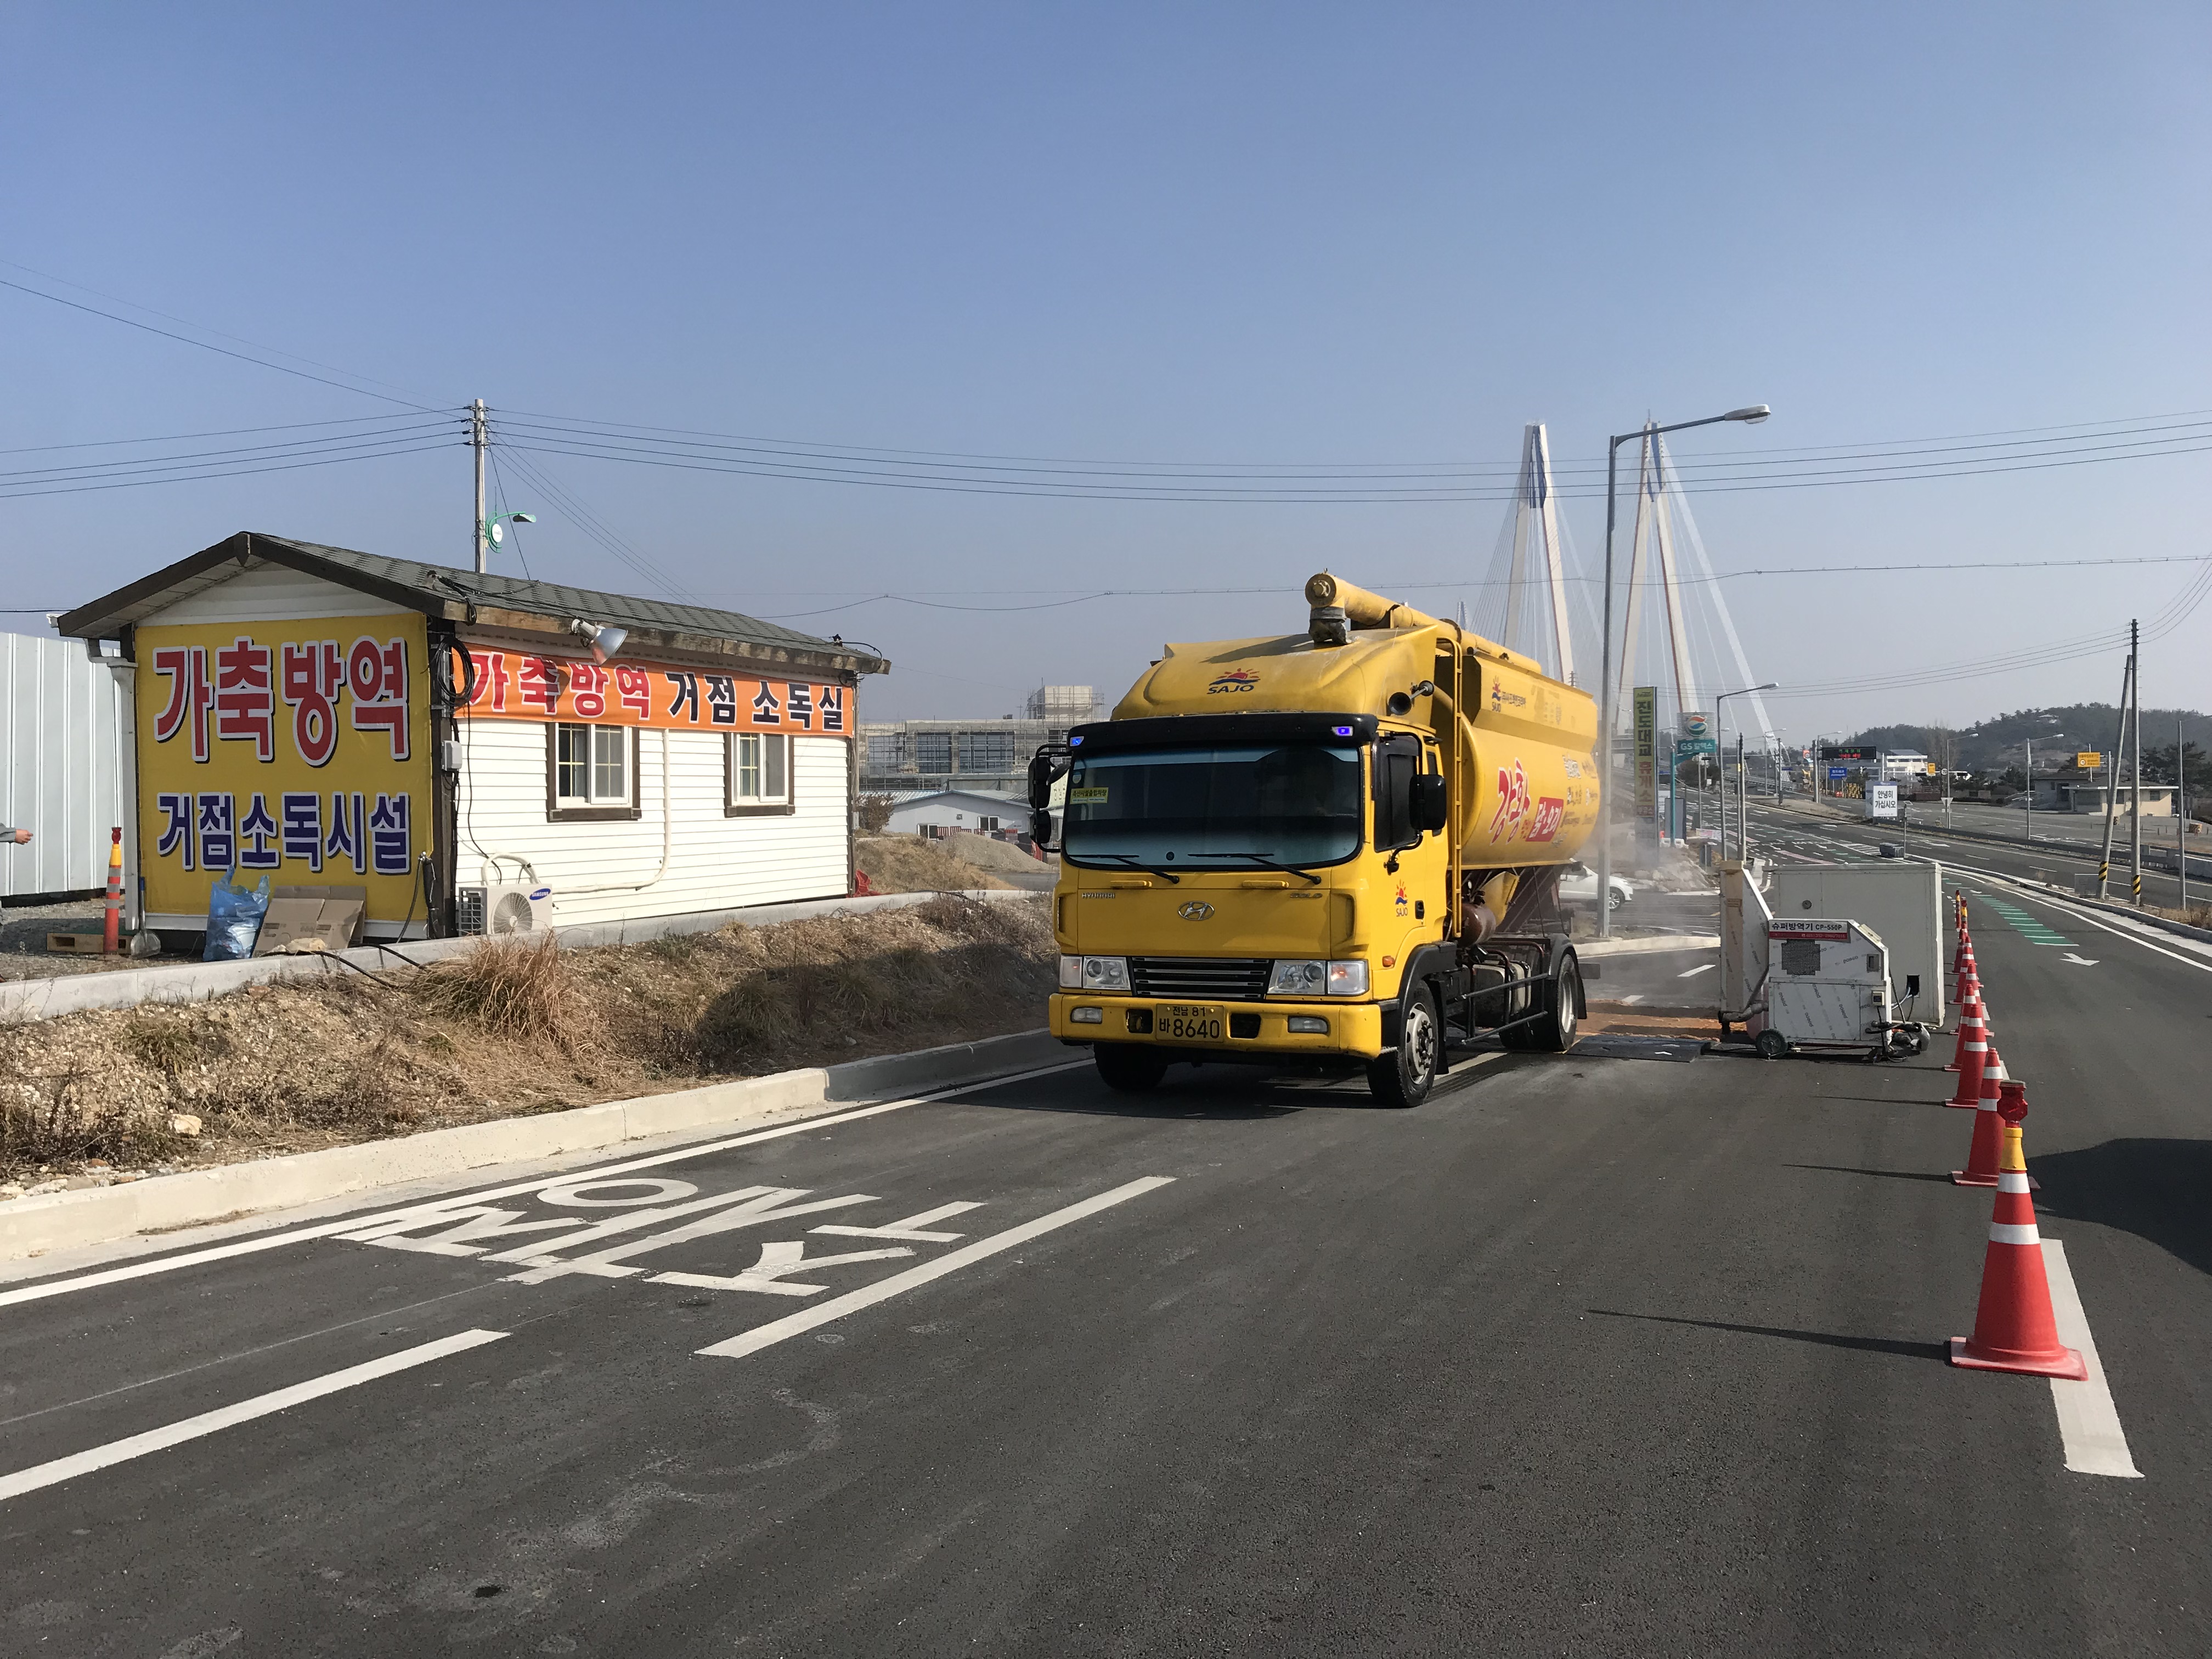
xmin=3 ymin=2 xmax=2206 ymax=735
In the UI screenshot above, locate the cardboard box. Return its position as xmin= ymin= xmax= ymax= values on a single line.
xmin=252 ymin=886 xmax=368 ymax=956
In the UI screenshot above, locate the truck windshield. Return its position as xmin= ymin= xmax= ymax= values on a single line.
xmin=1062 ymin=742 xmax=1363 ymax=870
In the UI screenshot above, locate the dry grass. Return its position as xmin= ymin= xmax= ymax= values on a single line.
xmin=852 ymin=836 xmax=1014 ymax=893
xmin=0 ymin=895 xmax=1056 ymax=1182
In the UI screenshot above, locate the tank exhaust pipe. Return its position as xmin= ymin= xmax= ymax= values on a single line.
xmin=1305 ymin=572 xmax=1443 ymax=638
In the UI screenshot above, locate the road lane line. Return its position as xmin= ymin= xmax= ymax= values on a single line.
xmin=2039 ymin=1240 xmax=2141 ymax=1479
xmin=697 ymin=1177 xmax=1176 ymax=1359
xmin=0 ymin=1329 xmax=508 ymax=1503
xmin=1677 ymin=963 xmax=1716 ymax=979
xmin=1945 ymin=866 xmax=2212 ymax=973
xmin=0 ymin=1062 xmax=1091 ymax=1311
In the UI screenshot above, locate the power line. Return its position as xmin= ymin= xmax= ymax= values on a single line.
xmin=0 ymin=410 xmax=450 ymax=458
xmin=0 ymin=438 xmax=456 ymax=501
xmin=0 ymin=420 xmax=464 ymax=486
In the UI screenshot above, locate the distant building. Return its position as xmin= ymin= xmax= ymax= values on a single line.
xmin=1878 ymin=749 xmax=1932 ymax=780
xmin=860 ymin=685 xmax=1098 ymax=795
xmin=2032 ymin=777 xmax=2178 ymax=816
xmin=883 ymin=788 xmax=1026 ymax=837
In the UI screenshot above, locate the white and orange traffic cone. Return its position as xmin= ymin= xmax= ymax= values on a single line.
xmin=101 ymin=827 xmax=123 ymax=955
xmin=1954 ymin=1049 xmax=2035 ymax=1184
xmin=1943 ymin=994 xmax=1987 ymax=1096
xmin=1949 ymin=1088 xmax=2085 ymax=1380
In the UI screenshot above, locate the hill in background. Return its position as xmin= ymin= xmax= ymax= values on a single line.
xmin=1847 ymin=704 xmax=2209 ymax=777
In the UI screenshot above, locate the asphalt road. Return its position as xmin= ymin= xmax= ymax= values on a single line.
xmin=1 ymin=841 xmax=2205 ymax=1655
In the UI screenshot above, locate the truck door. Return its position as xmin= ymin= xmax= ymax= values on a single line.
xmin=1372 ymin=735 xmax=1447 ymax=995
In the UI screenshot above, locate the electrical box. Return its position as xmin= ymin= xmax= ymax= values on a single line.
xmin=1765 ymin=918 xmax=1894 ymax=1051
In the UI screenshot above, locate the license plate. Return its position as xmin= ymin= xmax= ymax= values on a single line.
xmin=1156 ymin=1004 xmax=1226 ymax=1042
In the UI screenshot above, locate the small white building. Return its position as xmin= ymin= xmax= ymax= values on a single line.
xmin=884 ymin=788 xmax=1025 ymax=837
xmin=57 ymin=533 xmax=885 ymax=938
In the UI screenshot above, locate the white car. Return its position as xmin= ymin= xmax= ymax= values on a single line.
xmin=1558 ymin=860 xmax=1633 ymax=911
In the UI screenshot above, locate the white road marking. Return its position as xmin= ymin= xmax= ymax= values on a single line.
xmin=1617 ymin=995 xmax=1646 ymax=1006
xmin=2060 ymin=952 xmax=2100 ymax=966
xmin=2039 ymin=1240 xmax=2140 ymax=1479
xmin=0 ymin=1328 xmax=507 ymax=1504
xmin=698 ymin=1177 xmax=1177 ymax=1359
xmin=813 ymin=1202 xmax=984 ymax=1242
xmin=652 ymin=1240 xmax=917 ymax=1296
xmin=499 ymin=1188 xmax=880 ymax=1283
xmin=1677 ymin=963 xmax=1717 ymax=979
xmin=1938 ymin=860 xmax=2212 ymax=973
xmin=0 ymin=1062 xmax=1091 ymax=1311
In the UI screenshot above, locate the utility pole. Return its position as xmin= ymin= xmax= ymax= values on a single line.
xmin=2097 ymin=636 xmax=2131 ymax=899
xmin=2130 ymin=617 xmax=2143 ymax=906
xmin=471 ymin=398 xmax=489 ymax=574
xmin=2179 ymin=711 xmax=2189 ymax=915
xmin=2024 ymin=737 xmax=2033 ymax=840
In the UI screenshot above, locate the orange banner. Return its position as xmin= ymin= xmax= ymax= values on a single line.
xmin=451 ymin=647 xmax=851 ymax=737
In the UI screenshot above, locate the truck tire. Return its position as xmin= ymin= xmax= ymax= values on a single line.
xmin=1094 ymin=1044 xmax=1167 ymax=1092
xmin=1367 ymin=987 xmax=1440 ymax=1108
xmin=1508 ymin=951 xmax=1581 ymax=1052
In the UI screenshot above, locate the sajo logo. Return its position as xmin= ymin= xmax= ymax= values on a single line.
xmin=1206 ymin=672 xmax=1260 ymax=695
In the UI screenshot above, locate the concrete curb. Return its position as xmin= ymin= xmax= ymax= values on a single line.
xmin=0 ymin=888 xmax=1038 ymax=1024
xmin=1577 ymin=934 xmax=1720 ymax=957
xmin=0 ymin=1028 xmax=1066 ymax=1261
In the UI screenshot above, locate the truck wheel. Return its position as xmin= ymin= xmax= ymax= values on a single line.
xmin=1512 ymin=952 xmax=1581 ymax=1052
xmin=1754 ymin=1029 xmax=1789 ymax=1060
xmin=1093 ymin=1044 xmax=1167 ymax=1092
xmin=1367 ymin=988 xmax=1439 ymax=1108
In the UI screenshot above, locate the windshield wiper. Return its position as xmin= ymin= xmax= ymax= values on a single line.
xmin=1184 ymin=851 xmax=1323 ymax=886
xmin=1078 ymin=851 xmax=1180 ymax=883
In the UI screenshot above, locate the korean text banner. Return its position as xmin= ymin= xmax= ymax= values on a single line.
xmin=451 ymin=647 xmax=852 ymax=737
xmin=134 ymin=614 xmax=432 ymax=926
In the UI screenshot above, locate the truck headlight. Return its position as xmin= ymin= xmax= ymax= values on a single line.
xmin=1326 ymin=959 xmax=1368 ymax=996
xmin=1069 ymin=1005 xmax=1104 ymax=1024
xmin=1079 ymin=956 xmax=1130 ymax=992
xmin=1268 ymin=959 xmax=1327 ymax=995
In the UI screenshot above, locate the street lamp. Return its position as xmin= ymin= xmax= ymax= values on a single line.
xmin=1596 ymin=405 xmax=1770 ymax=938
xmin=1715 ymin=682 xmax=1778 ymax=861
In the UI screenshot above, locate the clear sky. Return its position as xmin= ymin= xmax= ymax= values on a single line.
xmin=3 ymin=2 xmax=2206 ymax=738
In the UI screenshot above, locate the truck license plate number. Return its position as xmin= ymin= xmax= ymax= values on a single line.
xmin=1157 ymin=1005 xmax=1225 ymax=1041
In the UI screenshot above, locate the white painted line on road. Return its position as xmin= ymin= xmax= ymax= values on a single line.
xmin=2060 ymin=952 xmax=2100 ymax=966
xmin=0 ymin=1062 xmax=1090 ymax=1311
xmin=697 ymin=1177 xmax=1176 ymax=1359
xmin=0 ymin=1329 xmax=507 ymax=1504
xmin=1677 ymin=963 xmax=1717 ymax=979
xmin=2039 ymin=1240 xmax=2140 ymax=1480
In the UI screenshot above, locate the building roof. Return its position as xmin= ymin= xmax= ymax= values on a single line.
xmin=55 ymin=531 xmax=889 ymax=678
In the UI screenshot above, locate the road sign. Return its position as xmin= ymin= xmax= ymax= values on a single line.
xmin=1828 ymin=766 xmax=1848 ymax=781
xmin=2076 ymin=751 xmax=2102 ymax=770
xmin=1675 ymin=738 xmax=1717 ymax=758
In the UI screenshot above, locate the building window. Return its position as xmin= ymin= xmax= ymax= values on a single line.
xmin=913 ymin=731 xmax=952 ymax=773
xmin=727 ymin=732 xmax=795 ymax=817
xmin=960 ymin=730 xmax=1014 ymax=771
xmin=547 ymin=724 xmax=641 ymax=822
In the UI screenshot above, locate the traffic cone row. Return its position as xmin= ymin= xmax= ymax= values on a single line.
xmin=1944 ymin=996 xmax=1988 ymax=1104
xmin=1949 ymin=1088 xmax=2085 ymax=1381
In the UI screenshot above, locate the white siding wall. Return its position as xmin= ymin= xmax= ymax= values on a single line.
xmin=150 ymin=563 xmax=409 ymax=624
xmin=1 ymin=635 xmax=137 ymax=905
xmin=453 ymin=720 xmax=851 ymax=928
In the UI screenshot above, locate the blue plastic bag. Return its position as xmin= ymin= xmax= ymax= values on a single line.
xmin=203 ymin=868 xmax=272 ymax=961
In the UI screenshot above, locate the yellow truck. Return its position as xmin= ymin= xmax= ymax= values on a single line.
xmin=1028 ymin=573 xmax=1601 ymax=1106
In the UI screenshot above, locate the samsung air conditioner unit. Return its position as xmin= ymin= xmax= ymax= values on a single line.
xmin=455 ymin=882 xmax=554 ymax=936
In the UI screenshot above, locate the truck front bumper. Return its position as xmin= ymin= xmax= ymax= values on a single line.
xmin=1049 ymin=992 xmax=1385 ymax=1060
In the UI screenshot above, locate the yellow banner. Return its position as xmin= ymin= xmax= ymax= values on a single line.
xmin=449 ymin=646 xmax=852 ymax=737
xmin=134 ymin=614 xmax=432 ymax=925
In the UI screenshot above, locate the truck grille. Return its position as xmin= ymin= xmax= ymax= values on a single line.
xmin=1128 ymin=957 xmax=1272 ymax=999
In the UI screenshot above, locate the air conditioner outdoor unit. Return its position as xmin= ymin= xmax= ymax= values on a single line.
xmin=455 ymin=882 xmax=554 ymax=936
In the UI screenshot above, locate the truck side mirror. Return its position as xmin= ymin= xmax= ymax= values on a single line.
xmin=1029 ymin=808 xmax=1057 ymax=850
xmin=1410 ymin=774 xmax=1449 ymax=833
xmin=1027 ymin=751 xmax=1063 ymax=810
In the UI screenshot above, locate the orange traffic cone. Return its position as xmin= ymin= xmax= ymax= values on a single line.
xmin=1949 ymin=1091 xmax=2085 ymax=1380
xmin=1954 ymin=1049 xmax=2035 ymax=1184
xmin=1943 ymin=995 xmax=1987 ymax=1095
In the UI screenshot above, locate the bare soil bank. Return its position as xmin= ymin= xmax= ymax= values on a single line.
xmin=0 ymin=895 xmax=1055 ymax=1190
